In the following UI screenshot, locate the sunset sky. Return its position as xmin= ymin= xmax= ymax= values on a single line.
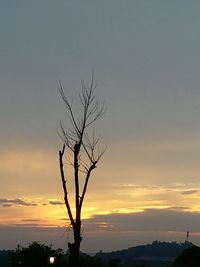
xmin=1 ymin=0 xmax=200 ymax=252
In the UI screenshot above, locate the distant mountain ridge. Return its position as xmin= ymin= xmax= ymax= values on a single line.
xmin=96 ymin=240 xmax=193 ymax=266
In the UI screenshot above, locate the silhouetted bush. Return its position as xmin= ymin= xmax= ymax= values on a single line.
xmin=171 ymin=245 xmax=200 ymax=267
xmin=10 ymin=242 xmax=109 ymax=267
xmin=11 ymin=242 xmax=64 ymax=267
xmin=108 ymin=258 xmax=121 ymax=267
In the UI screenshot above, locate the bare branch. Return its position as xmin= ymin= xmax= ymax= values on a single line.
xmin=85 ymin=101 xmax=106 ymax=128
xmin=96 ymin=145 xmax=107 ymax=162
xmin=58 ymin=81 xmax=80 ymax=137
xmin=79 ymin=161 xmax=97 ymax=209
xmin=59 ymin=145 xmax=74 ymax=226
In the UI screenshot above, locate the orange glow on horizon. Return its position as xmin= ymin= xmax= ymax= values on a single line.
xmin=1 ymin=150 xmax=200 ymax=229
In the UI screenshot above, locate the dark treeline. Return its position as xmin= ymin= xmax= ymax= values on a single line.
xmin=0 ymin=241 xmax=198 ymax=267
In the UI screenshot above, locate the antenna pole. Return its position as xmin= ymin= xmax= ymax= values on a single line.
xmin=186 ymin=231 xmax=189 ymax=242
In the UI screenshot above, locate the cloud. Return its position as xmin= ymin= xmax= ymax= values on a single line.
xmin=22 ymin=219 xmax=40 ymax=222
xmin=1 ymin=209 xmax=200 ymax=252
xmin=83 ymin=208 xmax=200 ymax=232
xmin=10 ymin=223 xmax=41 ymax=227
xmin=0 ymin=198 xmax=37 ymax=207
xmin=181 ymin=190 xmax=198 ymax=195
xmin=1 ymin=204 xmax=12 ymax=208
xmin=49 ymin=201 xmax=64 ymax=205
xmin=170 ymin=206 xmax=190 ymax=211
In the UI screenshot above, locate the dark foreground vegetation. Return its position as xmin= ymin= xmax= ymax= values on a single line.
xmin=171 ymin=245 xmax=200 ymax=267
xmin=0 ymin=241 xmax=199 ymax=267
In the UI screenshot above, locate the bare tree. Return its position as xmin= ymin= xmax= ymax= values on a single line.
xmin=58 ymin=72 xmax=105 ymax=267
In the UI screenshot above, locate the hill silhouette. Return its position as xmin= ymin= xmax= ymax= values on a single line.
xmin=96 ymin=241 xmax=193 ymax=267
xmin=0 ymin=241 xmax=194 ymax=267
xmin=171 ymin=245 xmax=200 ymax=267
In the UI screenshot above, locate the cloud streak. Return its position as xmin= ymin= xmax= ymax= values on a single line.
xmin=83 ymin=208 xmax=200 ymax=232
xmin=181 ymin=190 xmax=198 ymax=195
xmin=0 ymin=198 xmax=37 ymax=207
xmin=49 ymin=201 xmax=64 ymax=205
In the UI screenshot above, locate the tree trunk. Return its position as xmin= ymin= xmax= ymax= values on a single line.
xmin=68 ymin=221 xmax=82 ymax=267
xmin=68 ymin=242 xmax=80 ymax=267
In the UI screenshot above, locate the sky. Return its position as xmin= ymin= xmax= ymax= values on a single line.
xmin=1 ymin=0 xmax=200 ymax=253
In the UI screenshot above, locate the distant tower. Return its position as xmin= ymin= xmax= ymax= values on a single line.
xmin=186 ymin=231 xmax=190 ymax=242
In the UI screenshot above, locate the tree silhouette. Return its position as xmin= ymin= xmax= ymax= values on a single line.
xmin=11 ymin=242 xmax=64 ymax=267
xmin=58 ymin=72 xmax=105 ymax=267
xmin=172 ymin=245 xmax=200 ymax=267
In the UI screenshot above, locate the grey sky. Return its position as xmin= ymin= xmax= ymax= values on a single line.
xmin=1 ymin=0 xmax=200 ymax=252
